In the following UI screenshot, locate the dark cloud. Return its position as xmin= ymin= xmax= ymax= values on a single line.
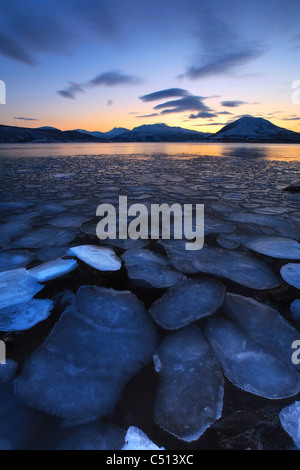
xmin=88 ymin=71 xmax=143 ymax=87
xmin=140 ymin=88 xmax=188 ymax=102
xmin=138 ymin=88 xmax=221 ymax=119
xmin=282 ymin=117 xmax=300 ymax=121
xmin=181 ymin=46 xmax=263 ymax=80
xmin=218 ymin=110 xmax=233 ymax=115
xmin=57 ymin=82 xmax=84 ymax=99
xmin=107 ymin=99 xmax=113 ymax=106
xmin=221 ymin=100 xmax=248 ymax=107
xmin=0 ymin=32 xmax=36 ymax=65
xmin=58 ymin=71 xmax=143 ymax=99
xmin=136 ymin=113 xmax=159 ymax=118
xmin=14 ymin=116 xmax=39 ymax=121
xmin=153 ymin=95 xmax=211 ymax=114
xmin=189 ymin=111 xmax=218 ymax=119
xmin=194 ymin=122 xmax=228 ymax=126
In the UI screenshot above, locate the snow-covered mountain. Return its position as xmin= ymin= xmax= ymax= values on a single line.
xmin=75 ymin=127 xmax=129 ymax=139
xmin=212 ymin=116 xmax=300 ymax=142
xmin=113 ymin=123 xmax=211 ymax=142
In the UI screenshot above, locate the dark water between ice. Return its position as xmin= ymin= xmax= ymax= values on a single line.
xmin=0 ymin=141 xmax=300 ymax=160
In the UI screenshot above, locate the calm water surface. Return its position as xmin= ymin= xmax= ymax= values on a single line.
xmin=0 ymin=142 xmax=299 ymax=160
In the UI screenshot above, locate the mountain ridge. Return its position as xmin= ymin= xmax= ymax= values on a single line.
xmin=0 ymin=117 xmax=299 ymax=143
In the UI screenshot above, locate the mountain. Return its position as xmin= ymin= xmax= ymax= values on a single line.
xmin=0 ymin=124 xmax=105 ymax=143
xmin=0 ymin=118 xmax=299 ymax=143
xmin=75 ymin=127 xmax=129 ymax=139
xmin=212 ymin=116 xmax=300 ymax=143
xmin=113 ymin=123 xmax=211 ymax=142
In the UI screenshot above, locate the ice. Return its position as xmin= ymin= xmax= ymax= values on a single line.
xmin=68 ymin=245 xmax=122 ymax=271
xmin=224 ymin=293 xmax=300 ymax=372
xmin=291 ymin=300 xmax=300 ymax=323
xmin=0 ymin=360 xmax=18 ymax=383
xmin=280 ymin=263 xmax=300 ymax=289
xmin=279 ymin=401 xmax=300 ymax=449
xmin=0 ymin=250 xmax=34 ymax=272
xmin=241 ymin=236 xmax=300 ymax=259
xmin=29 ymin=258 xmax=78 ymax=282
xmin=49 ymin=214 xmax=91 ymax=228
xmin=0 ymin=384 xmax=42 ymax=450
xmin=205 ymin=318 xmax=300 ymax=399
xmin=15 ymin=286 xmax=158 ymax=426
xmin=0 ymin=298 xmax=53 ymax=331
xmin=162 ymin=242 xmax=281 ymax=290
xmin=0 ymin=221 xmax=32 ymax=240
xmin=122 ymin=426 xmax=164 ymax=450
xmin=0 ymin=268 xmax=43 ymax=309
xmin=153 ymin=326 xmax=224 ymax=442
xmin=12 ymin=226 xmax=76 ymax=249
xmin=122 ymin=249 xmax=186 ymax=288
xmin=57 ymin=423 xmax=125 ymax=450
xmin=35 ymin=246 xmax=69 ymax=261
xmin=149 ymin=279 xmax=225 ymax=330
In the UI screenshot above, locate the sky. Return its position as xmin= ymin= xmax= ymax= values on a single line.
xmin=0 ymin=0 xmax=299 ymax=133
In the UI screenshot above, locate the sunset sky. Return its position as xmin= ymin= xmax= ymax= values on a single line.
xmin=0 ymin=0 xmax=300 ymax=133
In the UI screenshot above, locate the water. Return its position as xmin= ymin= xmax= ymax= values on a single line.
xmin=0 ymin=142 xmax=300 ymax=160
xmin=0 ymin=143 xmax=300 ymax=450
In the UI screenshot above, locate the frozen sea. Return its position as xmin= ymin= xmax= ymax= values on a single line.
xmin=0 ymin=142 xmax=300 ymax=450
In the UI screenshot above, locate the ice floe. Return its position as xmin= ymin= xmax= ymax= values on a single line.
xmin=205 ymin=318 xmax=300 ymax=399
xmin=153 ymin=326 xmax=224 ymax=441
xmin=149 ymin=278 xmax=225 ymax=329
xmin=15 ymin=286 xmax=158 ymax=426
xmin=57 ymin=423 xmax=125 ymax=450
xmin=0 ymin=298 xmax=53 ymax=331
xmin=122 ymin=426 xmax=164 ymax=450
xmin=0 ymin=268 xmax=43 ymax=309
xmin=0 ymin=250 xmax=34 ymax=272
xmin=12 ymin=226 xmax=76 ymax=249
xmin=68 ymin=245 xmax=122 ymax=271
xmin=279 ymin=401 xmax=300 ymax=449
xmin=29 ymin=258 xmax=78 ymax=282
xmin=241 ymin=236 xmax=300 ymax=259
xmin=280 ymin=264 xmax=300 ymax=289
xmin=224 ymin=293 xmax=300 ymax=371
xmin=0 ymin=360 xmax=18 ymax=383
xmin=162 ymin=242 xmax=281 ymax=290
xmin=122 ymin=249 xmax=186 ymax=288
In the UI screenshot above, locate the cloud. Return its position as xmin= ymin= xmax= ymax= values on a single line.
xmin=107 ymin=99 xmax=113 ymax=106
xmin=140 ymin=88 xmax=188 ymax=102
xmin=282 ymin=117 xmax=300 ymax=121
xmin=135 ymin=113 xmax=159 ymax=118
xmin=14 ymin=116 xmax=39 ymax=121
xmin=57 ymin=82 xmax=84 ymax=99
xmin=0 ymin=32 xmax=36 ymax=65
xmin=137 ymin=87 xmax=224 ymax=119
xmin=220 ymin=100 xmax=248 ymax=107
xmin=58 ymin=71 xmax=142 ymax=99
xmin=218 ymin=110 xmax=233 ymax=115
xmin=193 ymin=122 xmax=228 ymax=126
xmin=152 ymin=95 xmax=212 ymax=115
xmin=88 ymin=71 xmax=143 ymax=87
xmin=189 ymin=111 xmax=218 ymax=119
xmin=181 ymin=46 xmax=263 ymax=80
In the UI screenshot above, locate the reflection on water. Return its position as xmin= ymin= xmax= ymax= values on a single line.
xmin=0 ymin=142 xmax=299 ymax=161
